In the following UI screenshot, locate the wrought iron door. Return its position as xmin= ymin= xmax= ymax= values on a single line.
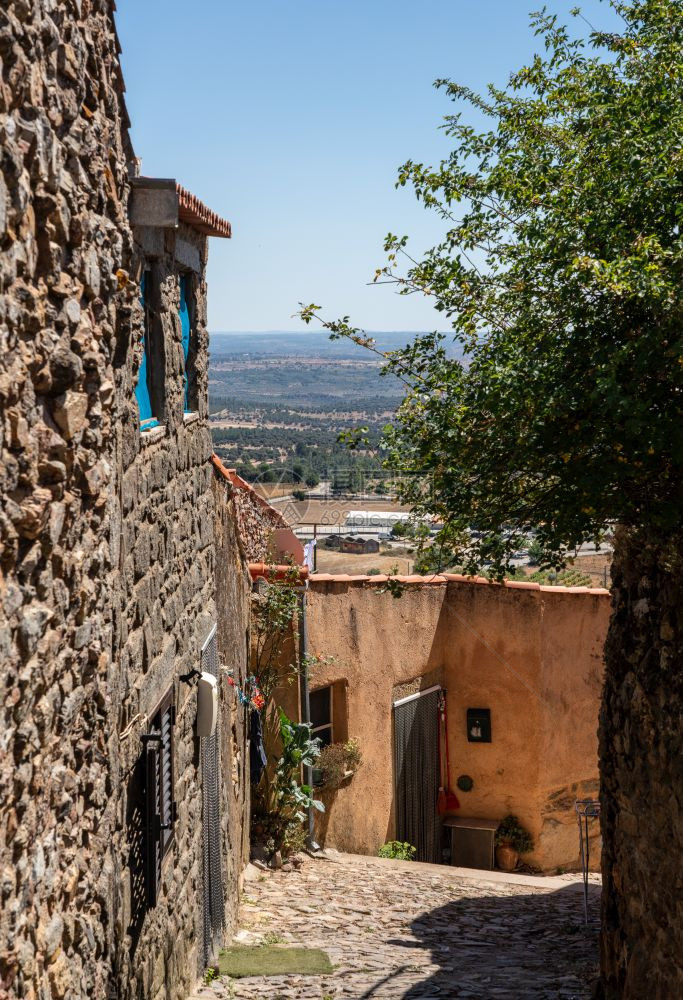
xmin=393 ymin=687 xmax=442 ymax=863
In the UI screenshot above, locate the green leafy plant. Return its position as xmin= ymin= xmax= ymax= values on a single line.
xmin=251 ymin=569 xmax=300 ymax=703
xmin=528 ymin=567 xmax=593 ymax=587
xmin=274 ymin=709 xmax=325 ymax=822
xmin=316 ymin=738 xmax=362 ymax=788
xmin=252 ymin=709 xmax=325 ymax=859
xmin=378 ymin=841 xmax=416 ymax=861
xmin=262 ymin=932 xmax=287 ymax=946
xmin=495 ymin=815 xmax=534 ymax=855
xmin=526 ymin=539 xmax=544 ymax=567
xmin=298 ymin=2 xmax=683 ymax=579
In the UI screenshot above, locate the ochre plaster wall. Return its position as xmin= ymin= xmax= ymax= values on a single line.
xmin=304 ymin=577 xmax=609 ymax=872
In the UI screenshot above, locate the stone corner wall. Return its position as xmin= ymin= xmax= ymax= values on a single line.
xmin=0 ymin=5 xmax=251 ymax=999
xmin=599 ymin=527 xmax=683 ymax=998
xmin=212 ymin=468 xmax=252 ymax=906
xmin=0 ymin=3 xmax=136 ymax=997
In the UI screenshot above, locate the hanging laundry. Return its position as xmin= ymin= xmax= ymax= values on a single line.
xmin=250 ymin=708 xmax=267 ymax=785
xmin=303 ymin=539 xmax=316 ymax=572
xmin=227 ymin=673 xmax=265 ymax=710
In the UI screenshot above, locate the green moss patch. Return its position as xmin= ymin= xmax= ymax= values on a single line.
xmin=218 ymin=945 xmax=333 ymax=979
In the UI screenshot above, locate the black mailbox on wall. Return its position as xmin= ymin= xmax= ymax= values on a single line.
xmin=467 ymin=708 xmax=491 ymax=742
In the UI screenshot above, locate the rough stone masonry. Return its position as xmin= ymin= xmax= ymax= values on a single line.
xmin=0 ymin=4 xmax=250 ymax=999
xmin=0 ymin=2 xmax=137 ymax=996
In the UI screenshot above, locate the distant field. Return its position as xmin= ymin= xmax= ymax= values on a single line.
xmin=314 ymin=550 xmax=415 ymax=576
xmin=208 ymin=334 xmax=408 ymax=486
xmin=312 ymin=548 xmax=612 ymax=586
xmin=251 ymin=483 xmax=299 ymax=499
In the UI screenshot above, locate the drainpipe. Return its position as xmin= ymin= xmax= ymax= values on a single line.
xmin=297 ymin=585 xmax=320 ymax=852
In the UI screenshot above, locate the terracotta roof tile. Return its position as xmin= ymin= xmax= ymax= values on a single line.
xmin=307 ymin=572 xmax=610 ymax=596
xmin=177 ymin=183 xmax=231 ymax=238
xmin=249 ymin=563 xmax=308 ymax=581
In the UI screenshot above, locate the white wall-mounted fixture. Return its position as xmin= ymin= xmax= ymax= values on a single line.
xmin=196 ymin=672 xmax=218 ymax=737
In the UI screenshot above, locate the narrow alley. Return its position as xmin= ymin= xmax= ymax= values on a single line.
xmin=190 ymin=853 xmax=600 ymax=1000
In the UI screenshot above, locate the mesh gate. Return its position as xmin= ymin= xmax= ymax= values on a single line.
xmin=393 ymin=687 xmax=442 ymax=864
xmin=201 ymin=626 xmax=224 ymax=965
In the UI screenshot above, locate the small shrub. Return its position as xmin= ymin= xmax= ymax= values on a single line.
xmin=262 ymin=931 xmax=286 ymax=946
xmin=282 ymin=820 xmax=306 ymax=856
xmin=526 ymin=538 xmax=544 ymax=566
xmin=378 ymin=840 xmax=416 ymax=861
xmin=316 ymin=739 xmax=362 ymax=788
xmin=495 ymin=814 xmax=534 ymax=854
xmin=292 ymin=489 xmax=307 ymax=501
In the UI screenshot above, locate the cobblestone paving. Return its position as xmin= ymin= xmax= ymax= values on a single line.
xmin=191 ymin=853 xmax=601 ymax=1000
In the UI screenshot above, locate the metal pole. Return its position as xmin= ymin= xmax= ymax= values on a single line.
xmin=575 ymin=798 xmax=599 ymax=926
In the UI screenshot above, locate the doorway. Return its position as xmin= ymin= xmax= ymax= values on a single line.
xmin=393 ymin=685 xmax=442 ymax=863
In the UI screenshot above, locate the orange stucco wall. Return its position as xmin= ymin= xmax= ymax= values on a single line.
xmin=301 ymin=576 xmax=609 ymax=872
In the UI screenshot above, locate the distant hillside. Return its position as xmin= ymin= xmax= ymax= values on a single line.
xmin=208 ymin=330 xmax=462 ymax=486
xmin=210 ymin=330 xmax=462 ymax=360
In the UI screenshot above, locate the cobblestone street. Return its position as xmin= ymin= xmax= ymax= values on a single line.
xmin=191 ymin=853 xmax=601 ymax=1000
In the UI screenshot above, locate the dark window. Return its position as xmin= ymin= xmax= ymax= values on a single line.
xmin=144 ymin=687 xmax=176 ymax=906
xmin=135 ymin=270 xmax=161 ymax=430
xmin=179 ymin=273 xmax=197 ymax=413
xmin=310 ymin=686 xmax=333 ymax=747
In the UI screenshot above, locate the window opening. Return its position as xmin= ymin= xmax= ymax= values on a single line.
xmin=310 ymin=686 xmax=333 ymax=747
xmin=179 ymin=273 xmax=195 ymax=414
xmin=144 ymin=687 xmax=176 ymax=906
xmin=135 ymin=271 xmax=160 ymax=430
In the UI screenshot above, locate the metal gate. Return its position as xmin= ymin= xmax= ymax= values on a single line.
xmin=201 ymin=625 xmax=224 ymax=965
xmin=393 ymin=685 xmax=442 ymax=864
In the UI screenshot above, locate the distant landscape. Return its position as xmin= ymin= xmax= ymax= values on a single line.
xmin=208 ymin=331 xmax=430 ymax=488
xmin=208 ymin=332 xmax=612 ymax=585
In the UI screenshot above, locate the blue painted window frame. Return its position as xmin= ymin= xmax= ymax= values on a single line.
xmin=179 ymin=274 xmax=194 ymax=414
xmin=135 ymin=272 xmax=160 ymax=431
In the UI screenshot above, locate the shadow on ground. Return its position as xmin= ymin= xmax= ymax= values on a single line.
xmin=361 ymin=881 xmax=601 ymax=1000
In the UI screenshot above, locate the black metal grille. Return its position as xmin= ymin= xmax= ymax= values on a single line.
xmin=201 ymin=626 xmax=224 ymax=964
xmin=393 ymin=688 xmax=442 ymax=864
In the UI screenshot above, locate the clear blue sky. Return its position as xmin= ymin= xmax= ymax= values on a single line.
xmin=116 ymin=1 xmax=619 ymax=333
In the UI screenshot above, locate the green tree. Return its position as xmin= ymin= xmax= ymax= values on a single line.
xmin=301 ymin=4 xmax=682 ymax=996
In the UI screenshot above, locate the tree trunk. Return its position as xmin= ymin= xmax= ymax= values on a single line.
xmin=598 ymin=526 xmax=683 ymax=998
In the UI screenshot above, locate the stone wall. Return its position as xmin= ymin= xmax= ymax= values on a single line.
xmin=0 ymin=2 xmax=137 ymax=997
xmin=599 ymin=527 xmax=682 ymax=998
xmin=300 ymin=574 xmax=609 ymax=872
xmin=212 ymin=469 xmax=252 ymax=910
xmin=211 ymin=460 xmax=287 ymax=563
xmin=110 ymin=209 xmax=217 ymax=997
xmin=0 ymin=5 xmax=250 ymax=999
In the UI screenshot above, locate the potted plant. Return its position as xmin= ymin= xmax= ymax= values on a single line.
xmin=494 ymin=814 xmax=534 ymax=871
xmin=314 ymin=738 xmax=362 ymax=788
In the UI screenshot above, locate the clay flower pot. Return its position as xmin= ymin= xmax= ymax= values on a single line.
xmin=495 ymin=842 xmax=519 ymax=872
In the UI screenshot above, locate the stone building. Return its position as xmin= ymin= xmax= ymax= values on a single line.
xmin=0 ymin=4 xmax=250 ymax=999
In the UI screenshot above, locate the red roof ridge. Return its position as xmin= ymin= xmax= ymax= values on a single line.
xmin=211 ymin=454 xmax=288 ymax=526
xmin=177 ymin=183 xmax=232 ymax=238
